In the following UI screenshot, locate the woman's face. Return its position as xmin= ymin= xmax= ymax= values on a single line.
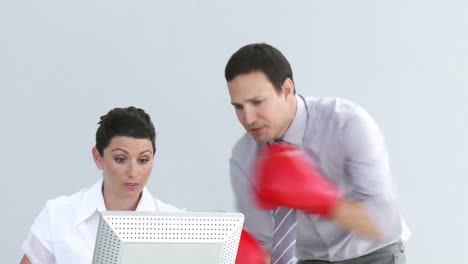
xmin=93 ymin=136 xmax=154 ymax=200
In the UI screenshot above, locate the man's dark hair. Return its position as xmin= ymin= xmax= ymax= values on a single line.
xmin=95 ymin=106 xmax=156 ymax=156
xmin=224 ymin=43 xmax=294 ymax=92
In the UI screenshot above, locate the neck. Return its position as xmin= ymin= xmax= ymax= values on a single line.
xmin=102 ymin=186 xmax=141 ymax=211
xmin=277 ymin=95 xmax=298 ymax=139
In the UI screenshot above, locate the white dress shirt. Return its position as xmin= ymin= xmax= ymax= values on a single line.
xmin=22 ymin=178 xmax=182 ymax=264
xmin=229 ymin=95 xmax=410 ymax=262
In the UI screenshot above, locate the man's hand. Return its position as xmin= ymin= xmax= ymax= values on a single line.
xmin=235 ymin=229 xmax=266 ymax=264
xmin=255 ymin=143 xmax=339 ymax=217
xmin=264 ymin=252 xmax=271 ymax=264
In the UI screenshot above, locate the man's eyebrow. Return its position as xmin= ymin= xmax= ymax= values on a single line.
xmin=231 ymin=96 xmax=263 ymax=106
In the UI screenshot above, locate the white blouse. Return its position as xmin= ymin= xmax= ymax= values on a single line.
xmin=22 ymin=179 xmax=182 ymax=264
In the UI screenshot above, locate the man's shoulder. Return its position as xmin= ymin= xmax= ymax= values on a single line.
xmin=230 ymin=133 xmax=257 ymax=162
xmin=306 ymin=96 xmax=362 ymax=114
xmin=305 ymin=96 xmax=371 ymax=126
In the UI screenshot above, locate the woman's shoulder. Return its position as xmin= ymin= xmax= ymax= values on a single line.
xmin=33 ymin=184 xmax=98 ymax=230
xmin=28 ymin=185 xmax=95 ymax=247
xmin=43 ymin=186 xmax=92 ymax=213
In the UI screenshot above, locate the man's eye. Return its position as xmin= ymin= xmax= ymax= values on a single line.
xmin=233 ymin=104 xmax=243 ymax=110
xmin=253 ymin=100 xmax=263 ymax=106
xmin=114 ymin=158 xmax=126 ymax=163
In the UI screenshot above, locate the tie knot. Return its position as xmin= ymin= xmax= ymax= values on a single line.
xmin=268 ymin=138 xmax=284 ymax=145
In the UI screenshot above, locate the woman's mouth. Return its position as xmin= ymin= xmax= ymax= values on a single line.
xmin=124 ymin=183 xmax=139 ymax=190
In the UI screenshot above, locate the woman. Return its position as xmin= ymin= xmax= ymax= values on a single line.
xmin=20 ymin=106 xmax=181 ymax=264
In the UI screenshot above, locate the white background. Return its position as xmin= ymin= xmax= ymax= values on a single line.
xmin=1 ymin=0 xmax=467 ymax=263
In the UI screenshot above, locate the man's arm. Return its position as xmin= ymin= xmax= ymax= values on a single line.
xmin=338 ymin=109 xmax=402 ymax=239
xmin=255 ymin=141 xmax=384 ymax=240
xmin=230 ymin=158 xmax=273 ymax=261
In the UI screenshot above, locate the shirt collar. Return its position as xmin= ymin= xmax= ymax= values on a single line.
xmin=282 ymin=94 xmax=308 ymax=146
xmin=135 ymin=187 xmax=157 ymax=211
xmin=74 ymin=178 xmax=156 ymax=226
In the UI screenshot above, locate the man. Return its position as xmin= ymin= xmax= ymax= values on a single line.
xmin=225 ymin=43 xmax=410 ymax=264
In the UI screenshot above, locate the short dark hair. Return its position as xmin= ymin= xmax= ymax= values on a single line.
xmin=95 ymin=106 xmax=156 ymax=156
xmin=224 ymin=43 xmax=293 ymax=92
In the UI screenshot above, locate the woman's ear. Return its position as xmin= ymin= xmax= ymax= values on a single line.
xmin=92 ymin=146 xmax=104 ymax=170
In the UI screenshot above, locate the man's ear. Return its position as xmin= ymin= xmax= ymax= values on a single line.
xmin=281 ymin=78 xmax=295 ymax=99
xmin=92 ymin=146 xmax=104 ymax=170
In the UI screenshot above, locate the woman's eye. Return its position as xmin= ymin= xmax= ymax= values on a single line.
xmin=139 ymin=159 xmax=150 ymax=164
xmin=114 ymin=157 xmax=126 ymax=164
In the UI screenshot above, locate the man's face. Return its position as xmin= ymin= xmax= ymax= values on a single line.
xmin=227 ymin=71 xmax=293 ymax=144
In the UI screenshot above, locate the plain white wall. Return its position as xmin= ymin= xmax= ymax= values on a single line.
xmin=1 ymin=0 xmax=467 ymax=263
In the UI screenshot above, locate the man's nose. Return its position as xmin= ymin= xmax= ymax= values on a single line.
xmin=244 ymin=108 xmax=257 ymax=125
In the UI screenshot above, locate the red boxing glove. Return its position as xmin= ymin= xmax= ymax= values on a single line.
xmin=235 ymin=229 xmax=266 ymax=264
xmin=255 ymin=143 xmax=340 ymax=218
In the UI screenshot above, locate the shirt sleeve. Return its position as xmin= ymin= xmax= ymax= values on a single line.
xmin=230 ymin=158 xmax=274 ymax=251
xmin=341 ymin=110 xmax=402 ymax=235
xmin=22 ymin=202 xmax=56 ymax=264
